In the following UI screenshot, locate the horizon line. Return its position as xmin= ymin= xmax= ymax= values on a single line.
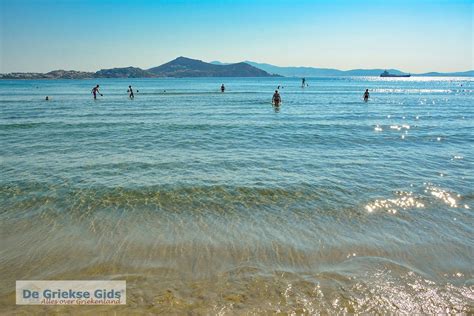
xmin=1 ymin=56 xmax=473 ymax=75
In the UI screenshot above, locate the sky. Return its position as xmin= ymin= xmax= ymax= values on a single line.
xmin=0 ymin=0 xmax=472 ymax=73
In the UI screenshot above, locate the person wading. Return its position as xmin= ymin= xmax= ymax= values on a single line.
xmin=272 ymin=90 xmax=281 ymax=106
xmin=91 ymin=85 xmax=102 ymax=100
xmin=363 ymin=89 xmax=370 ymax=102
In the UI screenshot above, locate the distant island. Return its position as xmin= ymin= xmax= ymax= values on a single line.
xmin=0 ymin=57 xmax=276 ymax=79
xmin=213 ymin=61 xmax=474 ymax=77
xmin=1 ymin=56 xmax=472 ymax=79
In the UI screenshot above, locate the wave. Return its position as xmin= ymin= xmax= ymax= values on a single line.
xmin=0 ymin=243 xmax=472 ymax=314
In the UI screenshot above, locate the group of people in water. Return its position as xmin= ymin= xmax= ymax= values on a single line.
xmin=45 ymin=80 xmax=370 ymax=104
xmin=224 ymin=83 xmax=283 ymax=106
xmin=86 ymin=83 xmax=286 ymax=105
xmin=89 ymin=84 xmax=137 ymax=100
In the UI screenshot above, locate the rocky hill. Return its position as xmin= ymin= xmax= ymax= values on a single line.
xmin=148 ymin=57 xmax=275 ymax=77
xmin=94 ymin=67 xmax=155 ymax=78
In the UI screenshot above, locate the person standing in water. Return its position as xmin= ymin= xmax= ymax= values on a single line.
xmin=302 ymin=78 xmax=306 ymax=87
xmin=363 ymin=89 xmax=370 ymax=102
xmin=128 ymin=85 xmax=134 ymax=99
xmin=91 ymin=85 xmax=102 ymax=100
xmin=221 ymin=84 xmax=225 ymax=93
xmin=272 ymin=90 xmax=281 ymax=106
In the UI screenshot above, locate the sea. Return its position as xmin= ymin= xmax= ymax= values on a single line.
xmin=0 ymin=77 xmax=473 ymax=314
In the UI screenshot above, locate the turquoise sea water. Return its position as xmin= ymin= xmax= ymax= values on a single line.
xmin=1 ymin=77 xmax=473 ymax=313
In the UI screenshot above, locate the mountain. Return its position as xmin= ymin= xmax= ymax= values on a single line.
xmin=148 ymin=57 xmax=275 ymax=77
xmin=94 ymin=67 xmax=155 ymax=78
xmin=415 ymin=70 xmax=474 ymax=77
xmin=240 ymin=61 xmax=410 ymax=77
xmin=212 ymin=61 xmax=473 ymax=77
xmin=209 ymin=61 xmax=228 ymax=66
xmin=2 ymin=58 xmax=472 ymax=79
xmin=0 ymin=57 xmax=274 ymax=79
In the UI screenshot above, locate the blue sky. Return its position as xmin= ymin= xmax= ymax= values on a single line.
xmin=0 ymin=0 xmax=472 ymax=73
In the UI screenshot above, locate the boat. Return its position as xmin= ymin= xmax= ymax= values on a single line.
xmin=380 ymin=70 xmax=411 ymax=77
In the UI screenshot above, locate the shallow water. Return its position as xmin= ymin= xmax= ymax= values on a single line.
xmin=0 ymin=77 xmax=473 ymax=313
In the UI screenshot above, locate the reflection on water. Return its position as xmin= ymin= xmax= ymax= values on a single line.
xmin=365 ymin=191 xmax=425 ymax=214
xmin=0 ymin=77 xmax=473 ymax=313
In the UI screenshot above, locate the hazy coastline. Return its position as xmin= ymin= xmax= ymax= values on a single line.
xmin=2 ymin=57 xmax=472 ymax=79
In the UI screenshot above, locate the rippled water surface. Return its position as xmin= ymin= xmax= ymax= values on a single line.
xmin=1 ymin=77 xmax=473 ymax=313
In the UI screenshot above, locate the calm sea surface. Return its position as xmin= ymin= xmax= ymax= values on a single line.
xmin=0 ymin=77 xmax=473 ymax=313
